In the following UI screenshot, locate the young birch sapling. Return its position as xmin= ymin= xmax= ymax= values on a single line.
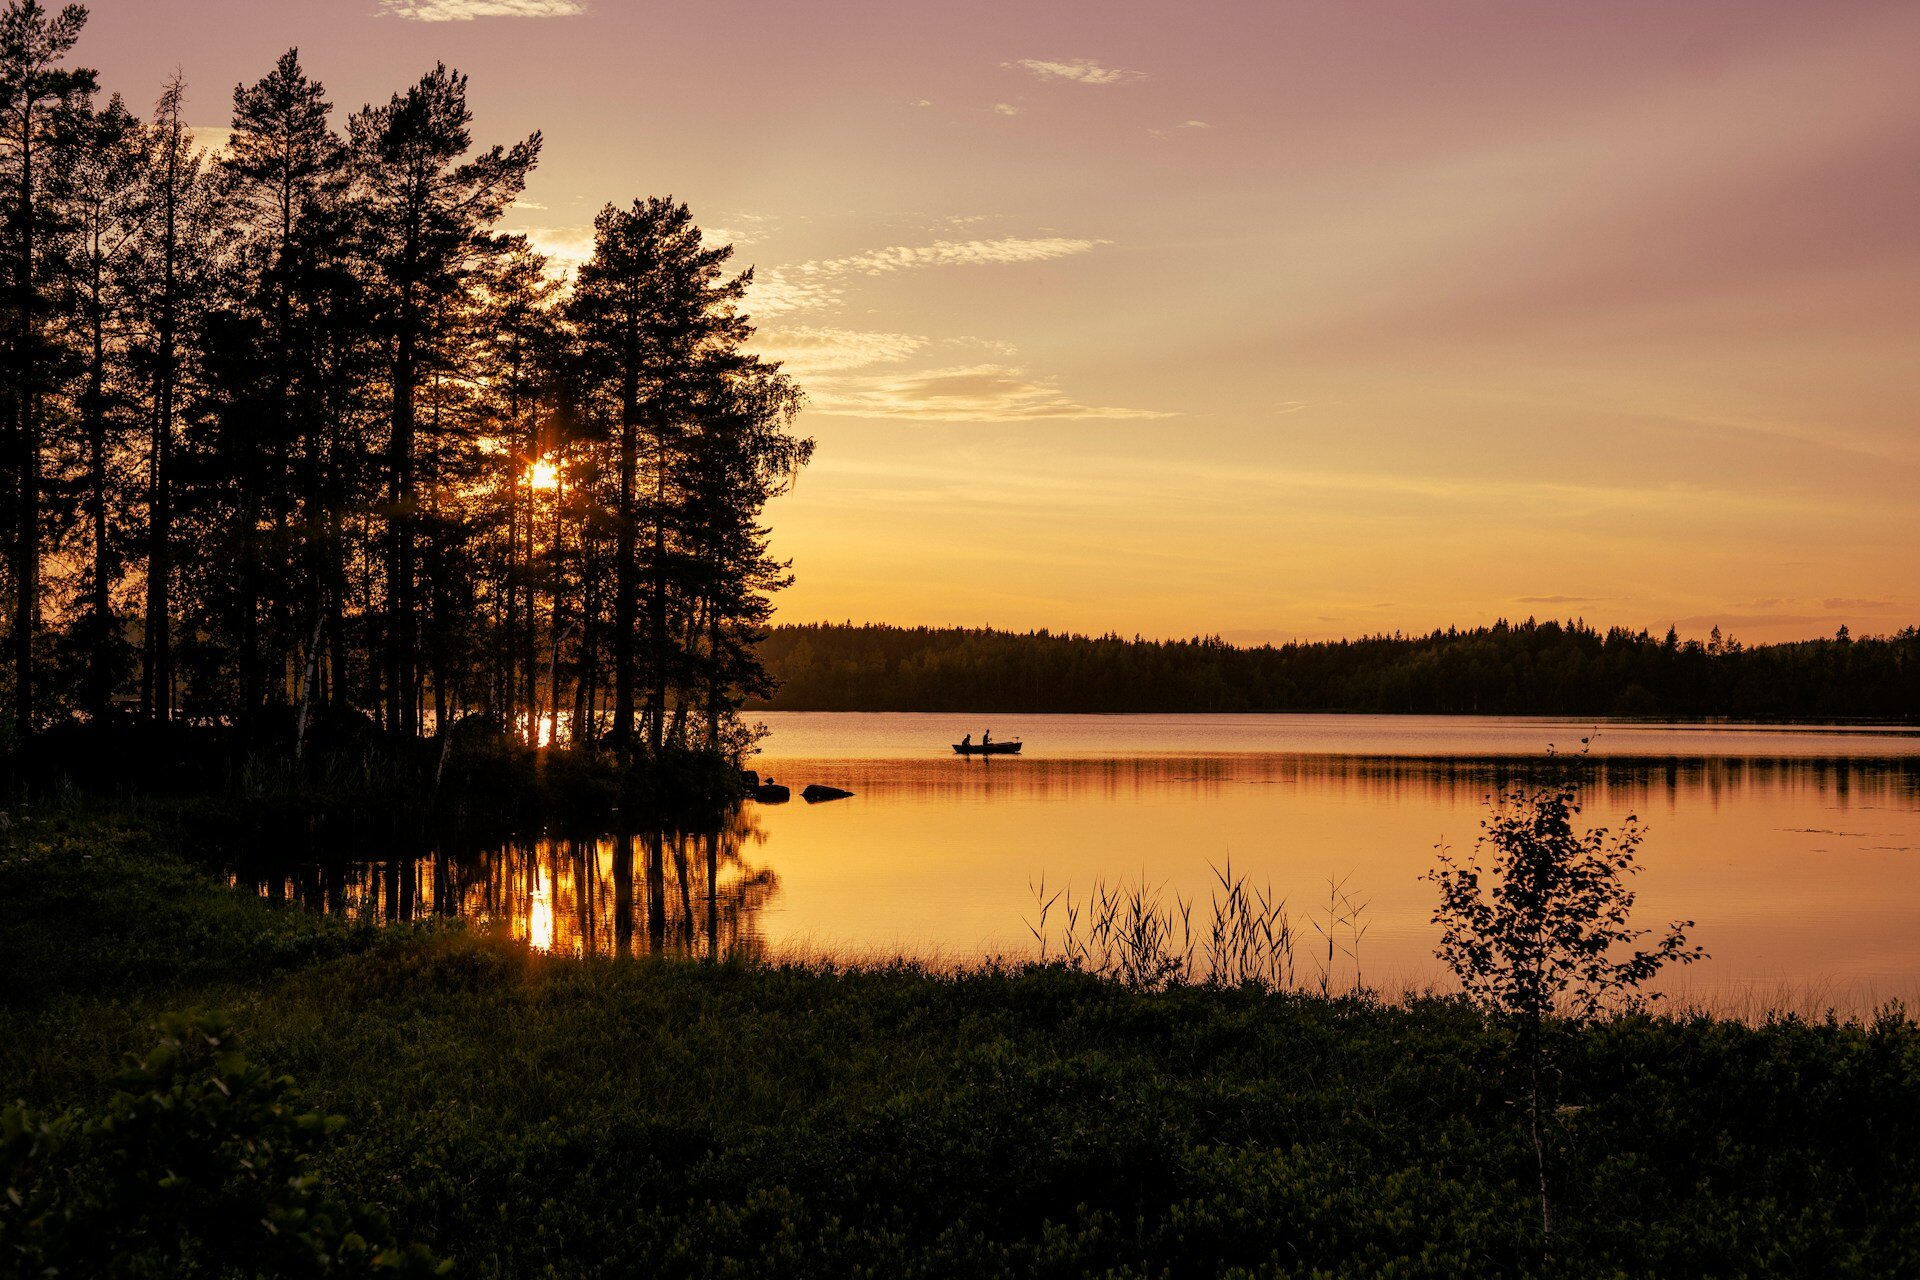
xmin=1425 ymin=743 xmax=1705 ymax=1255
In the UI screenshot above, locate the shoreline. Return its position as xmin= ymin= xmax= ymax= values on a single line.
xmin=4 ymin=805 xmax=1917 ymax=1276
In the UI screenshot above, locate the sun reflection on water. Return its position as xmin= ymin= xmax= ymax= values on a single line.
xmin=527 ymin=865 xmax=555 ymax=953
xmin=237 ymin=811 xmax=778 ymax=963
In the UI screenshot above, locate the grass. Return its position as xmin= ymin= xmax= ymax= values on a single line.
xmin=3 ymin=802 xmax=1919 ymax=1277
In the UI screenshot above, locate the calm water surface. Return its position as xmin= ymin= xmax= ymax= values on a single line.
xmin=240 ymin=713 xmax=1920 ymax=1012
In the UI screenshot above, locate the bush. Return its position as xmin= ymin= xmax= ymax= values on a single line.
xmin=1 ymin=1012 xmax=446 ymax=1278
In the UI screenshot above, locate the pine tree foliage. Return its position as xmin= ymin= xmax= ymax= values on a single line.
xmin=0 ymin=9 xmax=813 ymax=757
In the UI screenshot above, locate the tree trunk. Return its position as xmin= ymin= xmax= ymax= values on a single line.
xmin=386 ymin=270 xmax=417 ymax=737
xmin=84 ymin=248 xmax=112 ymax=721
xmin=544 ymin=469 xmax=565 ymax=746
xmin=521 ymin=438 xmax=537 ymax=744
xmin=12 ymin=107 xmax=37 ymax=736
xmin=705 ymin=610 xmax=724 ymax=751
xmin=143 ymin=115 xmax=180 ymax=724
xmin=646 ymin=419 xmax=667 ymax=755
xmin=612 ymin=345 xmax=639 ymax=748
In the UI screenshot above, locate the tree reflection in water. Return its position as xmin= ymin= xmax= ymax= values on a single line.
xmin=237 ymin=808 xmax=776 ymax=960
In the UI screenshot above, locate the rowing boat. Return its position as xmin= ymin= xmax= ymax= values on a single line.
xmin=952 ymin=740 xmax=1022 ymax=756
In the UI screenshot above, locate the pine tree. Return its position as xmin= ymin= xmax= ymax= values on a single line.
xmin=60 ymin=91 xmax=141 ymax=718
xmin=132 ymin=72 xmax=208 ymax=723
xmin=216 ymin=48 xmax=352 ymax=738
xmin=347 ymin=63 xmax=537 ymax=737
xmin=466 ymin=237 xmax=560 ymax=741
xmin=568 ymin=197 xmax=750 ymax=753
xmin=678 ymin=359 xmax=807 ymax=749
xmin=0 ymin=0 xmax=93 ymax=735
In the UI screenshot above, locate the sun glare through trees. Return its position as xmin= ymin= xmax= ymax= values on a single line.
xmin=0 ymin=8 xmax=811 ymax=757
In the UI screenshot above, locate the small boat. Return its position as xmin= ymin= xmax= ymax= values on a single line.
xmin=952 ymin=740 xmax=1022 ymax=756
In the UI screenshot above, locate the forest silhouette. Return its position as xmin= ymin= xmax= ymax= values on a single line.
xmin=0 ymin=4 xmax=811 ymax=758
xmin=755 ymin=619 xmax=1920 ymax=718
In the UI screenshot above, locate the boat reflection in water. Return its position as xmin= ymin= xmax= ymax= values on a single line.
xmin=233 ymin=808 xmax=777 ymax=961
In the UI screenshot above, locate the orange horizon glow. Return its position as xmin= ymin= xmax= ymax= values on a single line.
xmin=90 ymin=1 xmax=1920 ymax=646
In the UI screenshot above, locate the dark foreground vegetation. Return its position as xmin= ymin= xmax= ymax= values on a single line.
xmin=5 ymin=806 xmax=1917 ymax=1278
xmin=754 ymin=619 xmax=1920 ymax=718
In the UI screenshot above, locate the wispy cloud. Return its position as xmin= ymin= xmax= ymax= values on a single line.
xmin=945 ymin=335 xmax=1020 ymax=358
xmin=381 ymin=0 xmax=583 ymax=20
xmin=1007 ymin=58 xmax=1146 ymax=86
xmin=1515 ymin=595 xmax=1603 ymax=605
xmin=744 ymin=235 xmax=1151 ymax=421
xmin=756 ymin=326 xmax=930 ymax=376
xmin=806 ymin=364 xmax=1168 ymax=422
xmin=1149 ymin=119 xmax=1212 ymax=140
xmin=747 ymin=275 xmax=843 ymax=318
xmin=758 ymin=328 xmax=1037 ymax=379
xmin=751 ymin=235 xmax=1106 ymax=316
xmin=991 ymin=102 xmax=1020 ymax=117
xmin=820 ymin=236 xmax=1102 ymax=275
xmin=702 ymin=212 xmax=777 ymax=250
xmin=1822 ymin=596 xmax=1896 ymax=610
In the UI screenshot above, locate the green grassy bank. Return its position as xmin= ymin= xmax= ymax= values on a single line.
xmin=3 ymin=807 xmax=1918 ymax=1278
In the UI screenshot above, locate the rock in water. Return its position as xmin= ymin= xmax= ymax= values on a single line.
xmin=802 ymin=784 xmax=854 ymax=803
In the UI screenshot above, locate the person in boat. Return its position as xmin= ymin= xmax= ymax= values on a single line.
xmin=960 ymin=733 xmax=972 ymax=748
xmin=982 ymin=730 xmax=992 ymax=748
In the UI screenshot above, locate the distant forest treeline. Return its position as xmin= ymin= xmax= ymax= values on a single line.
xmin=0 ymin=4 xmax=810 ymax=754
xmin=750 ymin=621 xmax=1920 ymax=719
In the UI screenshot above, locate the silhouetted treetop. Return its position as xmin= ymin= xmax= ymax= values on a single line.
xmin=0 ymin=21 xmax=811 ymax=757
xmin=752 ymin=620 xmax=1920 ymax=719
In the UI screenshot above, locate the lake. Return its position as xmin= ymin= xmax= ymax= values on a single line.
xmin=237 ymin=713 xmax=1920 ymax=1013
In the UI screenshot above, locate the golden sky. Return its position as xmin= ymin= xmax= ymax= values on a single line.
xmin=91 ymin=0 xmax=1919 ymax=642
